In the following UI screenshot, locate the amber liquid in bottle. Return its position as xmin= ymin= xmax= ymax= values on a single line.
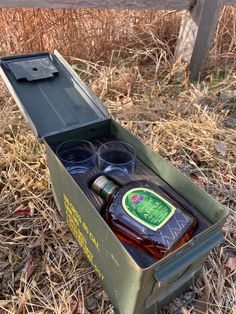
xmin=92 ymin=176 xmax=197 ymax=259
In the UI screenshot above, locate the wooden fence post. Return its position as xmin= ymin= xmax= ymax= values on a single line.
xmin=175 ymin=0 xmax=223 ymax=80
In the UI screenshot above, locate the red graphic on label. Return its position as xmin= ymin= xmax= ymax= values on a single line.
xmin=130 ymin=194 xmax=138 ymax=201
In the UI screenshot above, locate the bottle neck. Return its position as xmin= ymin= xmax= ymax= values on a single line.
xmin=91 ymin=175 xmax=119 ymax=202
xmin=100 ymin=181 xmax=118 ymax=201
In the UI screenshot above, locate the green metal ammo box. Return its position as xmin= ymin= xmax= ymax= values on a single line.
xmin=0 ymin=51 xmax=229 ymax=314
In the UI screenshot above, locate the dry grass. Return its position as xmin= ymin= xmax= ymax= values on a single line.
xmin=0 ymin=8 xmax=181 ymax=61
xmin=0 ymin=6 xmax=235 ymax=61
xmin=0 ymin=6 xmax=236 ymax=314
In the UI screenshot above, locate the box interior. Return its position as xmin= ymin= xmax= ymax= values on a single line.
xmin=45 ymin=119 xmax=212 ymax=268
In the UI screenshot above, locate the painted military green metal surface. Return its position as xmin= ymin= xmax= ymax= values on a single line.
xmin=45 ymin=119 xmax=228 ymax=313
xmin=110 ymin=119 xmax=227 ymax=311
xmin=0 ymin=51 xmax=108 ymax=138
xmin=45 ymin=139 xmax=143 ymax=314
xmin=0 ymin=51 xmax=229 ymax=313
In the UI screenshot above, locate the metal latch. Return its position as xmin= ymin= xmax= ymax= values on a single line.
xmin=7 ymin=56 xmax=59 ymax=81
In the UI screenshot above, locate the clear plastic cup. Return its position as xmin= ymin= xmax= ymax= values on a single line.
xmin=98 ymin=141 xmax=136 ymax=175
xmin=56 ymin=139 xmax=96 ymax=174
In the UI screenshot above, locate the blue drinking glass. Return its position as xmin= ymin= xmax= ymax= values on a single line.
xmin=98 ymin=141 xmax=136 ymax=175
xmin=56 ymin=139 xmax=96 ymax=174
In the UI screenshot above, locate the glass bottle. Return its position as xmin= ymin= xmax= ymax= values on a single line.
xmin=91 ymin=176 xmax=197 ymax=259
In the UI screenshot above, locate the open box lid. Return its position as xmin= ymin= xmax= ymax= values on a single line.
xmin=0 ymin=51 xmax=109 ymax=139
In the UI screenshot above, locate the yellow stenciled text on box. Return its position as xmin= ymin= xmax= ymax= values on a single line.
xmin=63 ymin=193 xmax=104 ymax=280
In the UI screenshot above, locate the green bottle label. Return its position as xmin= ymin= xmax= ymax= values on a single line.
xmin=122 ymin=188 xmax=176 ymax=231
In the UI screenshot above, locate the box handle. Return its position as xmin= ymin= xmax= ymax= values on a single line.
xmin=154 ymin=232 xmax=224 ymax=286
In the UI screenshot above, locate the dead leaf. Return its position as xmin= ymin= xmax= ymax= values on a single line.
xmin=14 ymin=206 xmax=31 ymax=216
xmin=71 ymin=300 xmax=87 ymax=314
xmin=0 ymin=181 xmax=5 ymax=193
xmin=191 ymin=142 xmax=197 ymax=149
xmin=193 ymin=296 xmax=208 ymax=313
xmin=215 ymin=142 xmax=227 ymax=156
xmin=225 ymin=256 xmax=236 ymax=272
xmin=189 ymin=173 xmax=206 ymax=188
xmin=14 ymin=305 xmax=24 ymax=314
xmin=216 ymin=275 xmax=225 ymax=302
xmin=86 ymin=295 xmax=97 ymax=311
xmin=28 ymin=201 xmax=35 ymax=216
xmin=21 ymin=256 xmax=36 ymax=283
